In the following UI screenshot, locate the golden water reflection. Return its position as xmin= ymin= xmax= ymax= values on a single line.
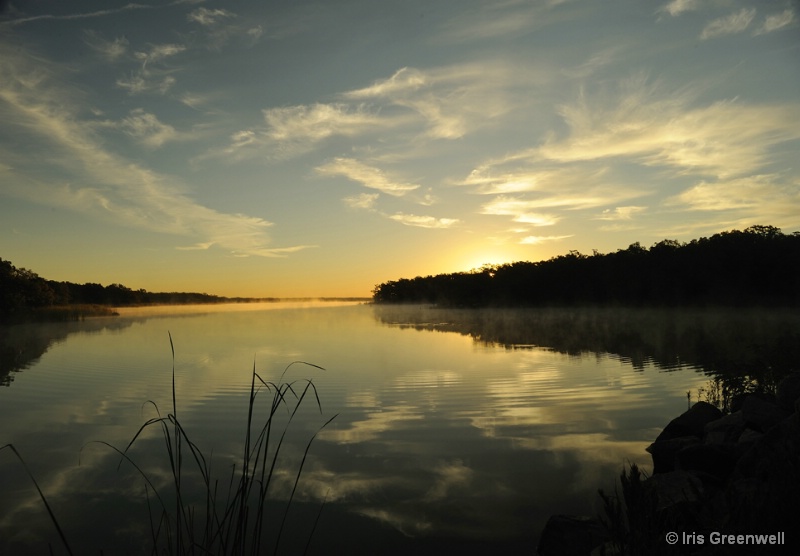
xmin=2 ymin=303 xmax=796 ymax=554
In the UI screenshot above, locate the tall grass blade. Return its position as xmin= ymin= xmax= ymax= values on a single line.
xmin=274 ymin=412 xmax=338 ymax=555
xmin=1 ymin=443 xmax=74 ymax=556
xmin=15 ymin=336 xmax=335 ymax=556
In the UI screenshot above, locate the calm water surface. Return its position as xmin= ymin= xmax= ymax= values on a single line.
xmin=1 ymin=303 xmax=796 ymax=554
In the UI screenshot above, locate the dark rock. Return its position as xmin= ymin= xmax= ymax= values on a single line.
xmin=736 ymin=428 xmax=762 ymax=446
xmin=646 ymin=436 xmax=700 ymax=474
xmin=731 ymin=391 xmax=776 ymax=414
xmin=735 ymin=428 xmax=763 ymax=459
xmin=777 ymin=372 xmax=800 ymax=411
xmin=537 ymin=515 xmax=609 ymax=556
xmin=654 ymin=401 xmax=722 ymax=443
xmin=644 ymin=470 xmax=703 ymax=511
xmin=730 ymin=393 xmax=747 ymax=414
xmin=741 ymin=394 xmax=790 ymax=432
xmin=591 ymin=390 xmax=800 ymax=555
xmin=704 ymin=411 xmax=746 ymax=445
xmin=727 ymin=415 xmax=800 ymax=534
xmin=733 ymin=412 xmax=800 ymax=481
xmin=675 ymin=443 xmax=737 ymax=481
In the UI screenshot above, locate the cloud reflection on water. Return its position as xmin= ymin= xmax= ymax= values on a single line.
xmin=3 ymin=303 xmax=797 ymax=553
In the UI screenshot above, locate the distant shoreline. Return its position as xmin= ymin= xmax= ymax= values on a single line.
xmin=3 ymin=298 xmax=372 ymax=324
xmin=113 ymin=296 xmax=373 ymax=305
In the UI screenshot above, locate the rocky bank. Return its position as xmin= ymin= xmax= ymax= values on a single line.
xmin=537 ymin=372 xmax=800 ymax=555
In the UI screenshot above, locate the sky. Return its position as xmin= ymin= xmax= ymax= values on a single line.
xmin=1 ymin=0 xmax=799 ymax=298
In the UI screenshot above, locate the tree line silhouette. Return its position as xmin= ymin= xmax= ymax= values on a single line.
xmin=0 ymin=258 xmax=254 ymax=321
xmin=372 ymin=225 xmax=800 ymax=307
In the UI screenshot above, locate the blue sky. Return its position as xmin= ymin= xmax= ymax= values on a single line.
xmin=1 ymin=0 xmax=798 ymax=297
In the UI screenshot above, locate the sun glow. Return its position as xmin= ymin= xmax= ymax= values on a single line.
xmin=459 ymin=250 xmax=518 ymax=273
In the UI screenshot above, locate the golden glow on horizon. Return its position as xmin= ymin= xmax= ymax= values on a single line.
xmin=445 ymin=243 xmax=522 ymax=274
xmin=1 ymin=1 xmax=798 ymax=300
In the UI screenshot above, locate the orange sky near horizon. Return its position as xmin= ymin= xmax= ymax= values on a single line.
xmin=2 ymin=1 xmax=799 ymax=297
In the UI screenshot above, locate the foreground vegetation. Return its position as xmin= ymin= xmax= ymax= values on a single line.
xmin=1 ymin=339 xmax=335 ymax=555
xmin=373 ymin=226 xmax=800 ymax=307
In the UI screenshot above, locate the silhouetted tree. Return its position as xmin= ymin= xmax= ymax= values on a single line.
xmin=372 ymin=226 xmax=800 ymax=308
xmin=1 ymin=256 xmax=233 ymax=321
xmin=0 ymin=258 xmax=56 ymax=318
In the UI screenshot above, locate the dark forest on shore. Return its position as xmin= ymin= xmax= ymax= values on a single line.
xmin=372 ymin=225 xmax=800 ymax=307
xmin=1 ymin=256 xmax=367 ymax=323
xmin=0 ymin=259 xmax=265 ymax=322
xmin=4 ymin=225 xmax=799 ymax=322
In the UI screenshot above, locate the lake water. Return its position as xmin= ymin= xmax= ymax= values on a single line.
xmin=1 ymin=303 xmax=798 ymax=554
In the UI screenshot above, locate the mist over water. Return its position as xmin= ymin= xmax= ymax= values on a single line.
xmin=1 ymin=303 xmax=797 ymax=554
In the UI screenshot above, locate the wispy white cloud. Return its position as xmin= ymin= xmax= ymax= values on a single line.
xmin=596 ymin=206 xmax=647 ymax=221
xmin=213 ymin=61 xmax=524 ymax=161
xmin=318 ymin=160 xmax=458 ymax=228
xmin=264 ymin=104 xmax=386 ymax=143
xmin=345 ymin=67 xmax=427 ymax=99
xmin=119 ymin=109 xmax=180 ymax=148
xmin=116 ymin=43 xmax=185 ymax=95
xmin=461 ymin=164 xmax=647 ymax=212
xmin=439 ymin=1 xmax=571 ymax=42
xmin=0 ymin=46 xmax=306 ymax=258
xmin=520 ymin=234 xmax=572 ymax=245
xmin=179 ymin=92 xmax=215 ymax=111
xmin=343 ymin=64 xmax=516 ymax=139
xmin=343 ymin=193 xmax=380 ymax=210
xmin=666 ymin=174 xmax=800 ymax=228
xmin=595 ymin=206 xmax=647 ymax=232
xmin=480 ymin=197 xmax=560 ymax=227
xmin=658 ymin=0 xmax=699 ymax=17
xmin=700 ymin=8 xmax=756 ymax=40
xmin=83 ymin=31 xmax=129 ymax=61
xmin=561 ymin=48 xmax=619 ymax=79
xmin=246 ymin=26 xmax=264 ymax=41
xmin=117 ymin=73 xmax=177 ymax=95
xmin=753 ymin=8 xmax=796 ymax=36
xmin=388 ymin=213 xmax=459 ymax=229
xmin=214 ymin=103 xmax=395 ymax=160
xmin=417 ymin=188 xmax=439 ymax=207
xmin=186 ymin=6 xmax=264 ymax=50
xmin=316 ymin=158 xmax=420 ymax=196
xmin=2 ymin=1 xmax=192 ymax=26
xmin=187 ymin=7 xmax=236 ymax=26
xmin=534 ymin=75 xmax=800 ymax=179
xmin=135 ymin=43 xmax=186 ymax=65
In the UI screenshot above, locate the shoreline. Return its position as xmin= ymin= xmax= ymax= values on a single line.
xmin=537 ymin=373 xmax=800 ymax=555
xmin=1 ymin=298 xmax=372 ymax=324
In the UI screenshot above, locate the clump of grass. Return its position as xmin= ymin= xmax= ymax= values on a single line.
xmin=4 ymin=333 xmax=336 ymax=555
xmin=597 ymin=463 xmax=660 ymax=555
xmin=696 ymin=372 xmax=778 ymax=414
xmin=597 ymin=463 xmax=694 ymax=556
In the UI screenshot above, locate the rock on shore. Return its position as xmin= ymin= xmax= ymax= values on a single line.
xmin=537 ymin=372 xmax=800 ymax=556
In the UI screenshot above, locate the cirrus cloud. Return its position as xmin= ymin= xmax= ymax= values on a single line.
xmin=388 ymin=213 xmax=459 ymax=229
xmin=666 ymin=174 xmax=800 ymax=228
xmin=315 ymin=158 xmax=420 ymax=196
xmin=0 ymin=45 xmax=306 ymax=258
xmin=534 ymin=75 xmax=800 ymax=179
xmin=753 ymin=8 xmax=796 ymax=36
xmin=700 ymin=8 xmax=756 ymax=40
